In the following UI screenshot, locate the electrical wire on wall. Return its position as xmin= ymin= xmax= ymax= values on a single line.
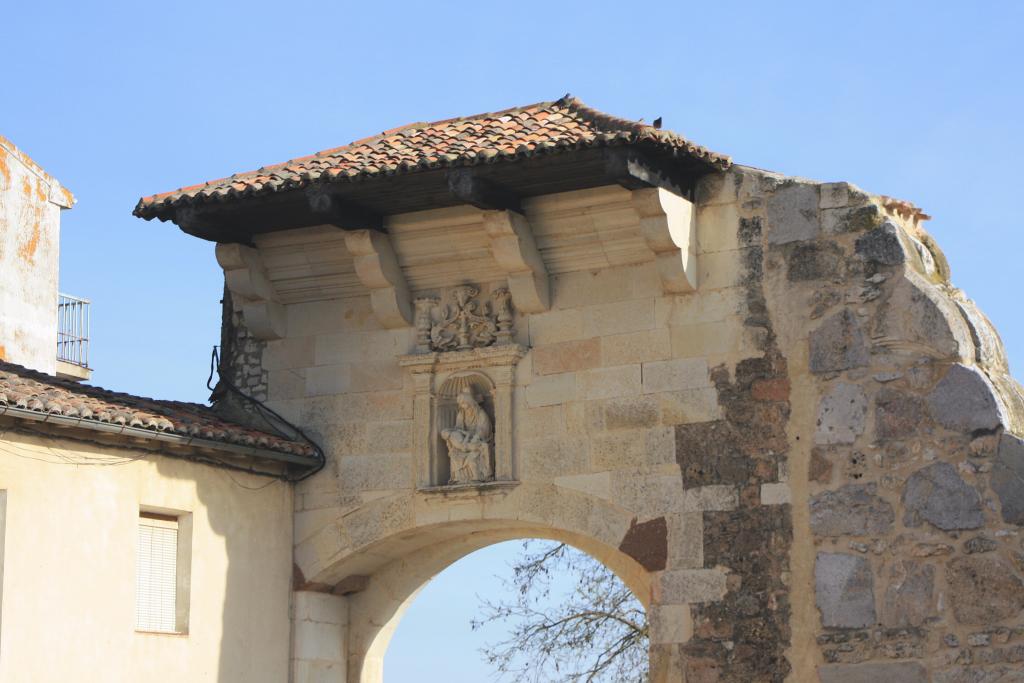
xmin=206 ymin=346 xmax=326 ymax=482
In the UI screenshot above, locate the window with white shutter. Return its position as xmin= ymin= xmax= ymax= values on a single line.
xmin=136 ymin=511 xmax=191 ymax=634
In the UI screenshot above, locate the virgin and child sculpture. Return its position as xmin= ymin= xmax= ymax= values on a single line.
xmin=441 ymin=387 xmax=494 ymax=484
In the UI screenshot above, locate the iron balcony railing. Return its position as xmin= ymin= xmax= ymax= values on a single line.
xmin=57 ymin=293 xmax=90 ymax=368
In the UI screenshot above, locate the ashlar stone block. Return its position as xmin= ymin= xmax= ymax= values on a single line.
xmin=648 ymin=604 xmax=693 ymax=644
xmin=819 ymin=181 xmax=869 ymax=210
xmin=946 ymin=555 xmax=1024 ymax=625
xmin=553 ymin=471 xmax=612 ymax=500
xmin=933 ymin=667 xmax=1024 ymax=683
xmin=993 ymin=433 xmax=1024 ymax=525
xmin=815 ymin=552 xmax=876 ymax=629
xmin=658 ymin=569 xmax=728 ymax=604
xmin=760 ymin=482 xmax=791 ymax=505
xmin=667 ymin=512 xmax=704 ymax=569
xmin=579 ymin=364 xmax=642 ymax=400
xmin=600 ymin=328 xmax=672 ymax=366
xmin=855 ymin=221 xmax=908 ymax=266
xmin=642 ymin=358 xmax=709 ymax=394
xmin=815 ymin=382 xmax=868 ymax=445
xmin=679 ymin=485 xmax=738 ymax=512
xmin=521 ymin=436 xmax=588 ymax=481
xmin=525 ymin=372 xmax=576 ymax=408
xmin=527 ymin=308 xmax=585 ymax=345
xmin=590 ymin=426 xmax=675 ymax=470
xmin=657 ymin=388 xmax=722 ymax=425
xmin=532 ymin=337 xmax=601 ymax=375
xmin=766 ymin=182 xmax=819 ymax=245
xmin=809 ymin=309 xmax=869 ymax=374
xmin=902 ymin=461 xmax=983 ymax=531
xmin=927 ymin=363 xmax=1005 ymax=434
xmin=293 ymin=617 xmax=344 ymax=663
xmin=581 ymin=298 xmax=655 ymax=338
xmin=882 ymin=559 xmax=936 ymax=628
xmin=337 ymin=454 xmax=411 ymax=492
xmin=602 ymin=395 xmax=661 ymax=430
xmin=810 ymin=484 xmax=894 ymax=537
xmin=818 ymin=662 xmax=927 ymax=683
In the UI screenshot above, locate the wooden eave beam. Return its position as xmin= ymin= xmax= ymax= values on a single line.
xmin=603 ymin=147 xmax=695 ymax=196
xmin=173 ymin=206 xmax=243 ymax=243
xmin=305 ymin=184 xmax=385 ymax=232
xmin=446 ymin=168 xmax=523 ymax=213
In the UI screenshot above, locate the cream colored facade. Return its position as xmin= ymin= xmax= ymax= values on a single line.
xmin=0 ymin=430 xmax=294 ymax=682
xmin=0 ymin=139 xmax=300 ymax=683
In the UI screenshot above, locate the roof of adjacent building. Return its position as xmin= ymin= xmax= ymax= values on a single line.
xmin=0 ymin=361 xmax=315 ymax=460
xmin=133 ymin=95 xmax=730 ymax=218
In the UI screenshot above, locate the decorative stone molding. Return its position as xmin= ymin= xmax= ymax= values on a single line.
xmin=414 ymin=285 xmax=514 ymax=354
xmin=343 ymin=229 xmax=412 ymax=329
xmin=215 ymin=243 xmax=286 ymax=340
xmin=482 ymin=209 xmax=550 ymax=313
xmin=399 ymin=344 xmax=525 ymax=489
xmin=631 ymin=187 xmax=697 ymax=294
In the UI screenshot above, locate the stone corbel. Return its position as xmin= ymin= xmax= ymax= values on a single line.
xmin=215 ymin=243 xmax=286 ymax=340
xmin=482 ymin=210 xmax=550 ymax=313
xmin=632 ymin=187 xmax=697 ymax=294
xmin=343 ymin=229 xmax=413 ymax=329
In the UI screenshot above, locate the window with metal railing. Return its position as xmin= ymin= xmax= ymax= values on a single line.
xmin=56 ymin=293 xmax=90 ymax=368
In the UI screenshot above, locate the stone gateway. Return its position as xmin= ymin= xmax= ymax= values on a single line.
xmin=128 ymin=95 xmax=1024 ymax=681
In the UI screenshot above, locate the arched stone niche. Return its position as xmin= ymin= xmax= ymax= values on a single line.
xmin=399 ymin=344 xmax=525 ymax=489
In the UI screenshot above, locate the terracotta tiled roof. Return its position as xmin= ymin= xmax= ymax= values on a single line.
xmin=0 ymin=361 xmax=314 ymax=459
xmin=134 ymin=95 xmax=730 ymax=218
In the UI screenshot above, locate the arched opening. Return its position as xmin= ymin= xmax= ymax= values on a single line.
xmin=336 ymin=519 xmax=654 ymax=683
xmin=384 ymin=538 xmax=649 ymax=682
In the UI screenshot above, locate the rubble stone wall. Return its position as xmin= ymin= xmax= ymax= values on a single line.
xmin=727 ymin=167 xmax=1024 ymax=683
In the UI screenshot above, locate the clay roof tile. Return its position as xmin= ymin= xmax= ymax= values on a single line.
xmin=134 ymin=95 xmax=730 ymax=218
xmin=0 ymin=361 xmax=314 ymax=459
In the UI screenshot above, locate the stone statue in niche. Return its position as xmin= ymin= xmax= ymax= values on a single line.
xmin=414 ymin=285 xmax=514 ymax=353
xmin=442 ymin=388 xmax=493 ymax=484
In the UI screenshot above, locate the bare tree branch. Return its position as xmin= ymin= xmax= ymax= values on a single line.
xmin=473 ymin=541 xmax=649 ymax=682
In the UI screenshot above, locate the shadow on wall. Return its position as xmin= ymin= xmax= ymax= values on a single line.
xmin=148 ymin=454 xmax=293 ymax=683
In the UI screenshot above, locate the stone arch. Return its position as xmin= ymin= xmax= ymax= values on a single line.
xmin=347 ymin=521 xmax=649 ymax=683
xmin=293 ymin=483 xmax=692 ymax=683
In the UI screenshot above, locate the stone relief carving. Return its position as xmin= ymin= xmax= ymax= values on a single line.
xmin=414 ymin=285 xmax=514 ymax=353
xmin=402 ymin=283 xmax=523 ymax=489
xmin=441 ymin=387 xmax=494 ymax=484
xmin=399 ymin=345 xmax=524 ymax=490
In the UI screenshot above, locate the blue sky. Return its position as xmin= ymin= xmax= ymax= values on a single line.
xmin=6 ymin=1 xmax=1023 ymax=679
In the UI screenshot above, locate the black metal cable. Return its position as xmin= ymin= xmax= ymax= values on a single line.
xmin=206 ymin=346 xmax=326 ymax=482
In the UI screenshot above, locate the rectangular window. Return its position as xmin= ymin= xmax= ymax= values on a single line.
xmin=136 ymin=510 xmax=191 ymax=634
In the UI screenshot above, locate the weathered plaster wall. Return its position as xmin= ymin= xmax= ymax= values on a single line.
xmin=0 ymin=136 xmax=73 ymax=374
xmin=0 ymin=432 xmax=294 ymax=682
xmin=240 ymin=169 xmax=1024 ymax=682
